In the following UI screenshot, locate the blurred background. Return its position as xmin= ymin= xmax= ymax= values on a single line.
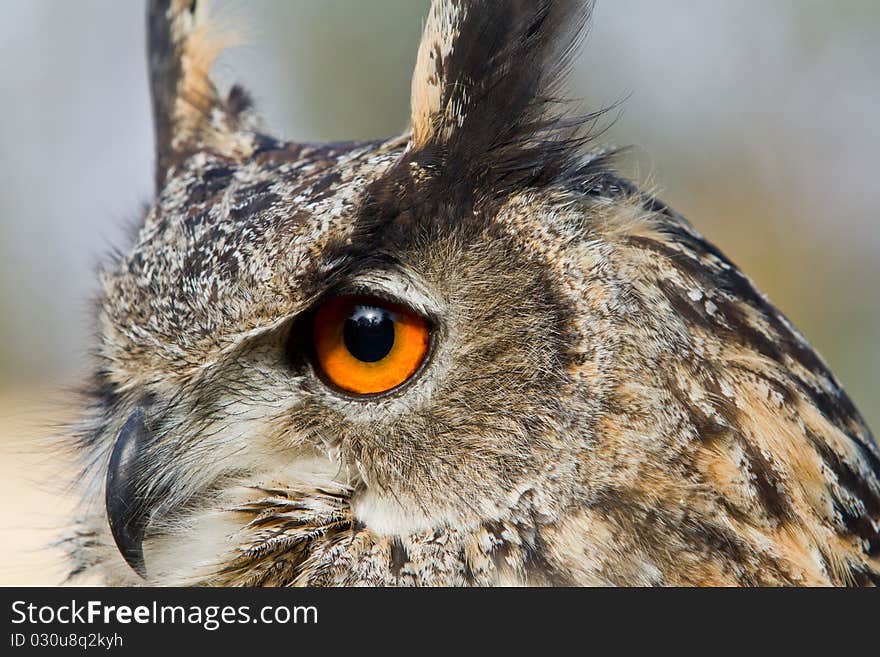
xmin=0 ymin=0 xmax=877 ymax=584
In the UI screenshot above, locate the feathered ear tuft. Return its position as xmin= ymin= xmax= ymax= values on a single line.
xmin=409 ymin=0 xmax=599 ymax=189
xmin=147 ymin=0 xmax=255 ymax=190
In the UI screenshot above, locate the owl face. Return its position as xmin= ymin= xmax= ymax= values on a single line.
xmin=94 ymin=132 xmax=603 ymax=583
xmin=67 ymin=0 xmax=879 ymax=586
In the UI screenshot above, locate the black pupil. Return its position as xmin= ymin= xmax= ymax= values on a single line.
xmin=343 ymin=305 xmax=395 ymax=362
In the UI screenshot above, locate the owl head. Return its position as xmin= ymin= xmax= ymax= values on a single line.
xmin=65 ymin=0 xmax=879 ymax=586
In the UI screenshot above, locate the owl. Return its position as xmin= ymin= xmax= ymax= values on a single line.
xmin=62 ymin=0 xmax=879 ymax=586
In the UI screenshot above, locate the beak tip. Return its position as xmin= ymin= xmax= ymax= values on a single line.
xmin=105 ymin=408 xmax=151 ymax=579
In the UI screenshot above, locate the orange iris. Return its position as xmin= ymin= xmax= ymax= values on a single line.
xmin=312 ymin=295 xmax=430 ymax=395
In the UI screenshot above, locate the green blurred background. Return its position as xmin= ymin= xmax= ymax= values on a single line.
xmin=0 ymin=1 xmax=877 ymax=582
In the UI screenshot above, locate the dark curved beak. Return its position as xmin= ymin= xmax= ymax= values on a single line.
xmin=105 ymin=408 xmax=153 ymax=578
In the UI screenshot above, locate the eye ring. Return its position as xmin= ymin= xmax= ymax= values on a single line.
xmin=310 ymin=294 xmax=431 ymax=397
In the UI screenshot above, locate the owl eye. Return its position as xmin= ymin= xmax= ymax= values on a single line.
xmin=311 ymin=295 xmax=430 ymax=396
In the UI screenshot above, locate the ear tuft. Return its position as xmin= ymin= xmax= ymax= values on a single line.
xmin=148 ymin=0 xmax=253 ymax=189
xmin=411 ymin=0 xmax=596 ymax=188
